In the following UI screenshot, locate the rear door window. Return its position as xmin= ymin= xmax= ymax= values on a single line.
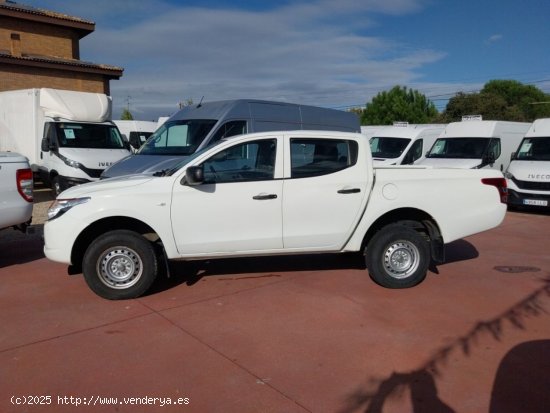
xmin=290 ymin=138 xmax=358 ymax=178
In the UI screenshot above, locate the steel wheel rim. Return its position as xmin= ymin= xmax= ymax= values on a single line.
xmin=97 ymin=246 xmax=143 ymax=289
xmin=383 ymin=240 xmax=420 ymax=279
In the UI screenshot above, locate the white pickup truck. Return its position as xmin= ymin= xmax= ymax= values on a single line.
xmin=0 ymin=152 xmax=33 ymax=232
xmin=44 ymin=131 xmax=507 ymax=300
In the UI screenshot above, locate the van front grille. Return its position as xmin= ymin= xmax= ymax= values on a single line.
xmin=511 ymin=177 xmax=550 ymax=190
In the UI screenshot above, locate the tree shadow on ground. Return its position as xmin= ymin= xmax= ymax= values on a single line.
xmin=339 ymin=275 xmax=550 ymax=413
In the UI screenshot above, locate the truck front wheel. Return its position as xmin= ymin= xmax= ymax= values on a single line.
xmin=365 ymin=224 xmax=430 ymax=288
xmin=82 ymin=230 xmax=158 ymax=299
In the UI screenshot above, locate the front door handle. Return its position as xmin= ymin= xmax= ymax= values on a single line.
xmin=337 ymin=188 xmax=361 ymax=194
xmin=253 ymin=193 xmax=278 ymax=200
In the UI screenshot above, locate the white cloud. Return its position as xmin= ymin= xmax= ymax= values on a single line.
xmin=485 ymin=34 xmax=503 ymax=45
xmin=28 ymin=0 xmax=446 ymax=119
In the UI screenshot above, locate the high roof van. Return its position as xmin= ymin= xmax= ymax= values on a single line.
xmin=368 ymin=123 xmax=445 ymax=166
xmin=505 ymin=118 xmax=550 ymax=209
xmin=102 ymin=99 xmax=360 ymax=178
xmin=418 ymin=117 xmax=530 ymax=171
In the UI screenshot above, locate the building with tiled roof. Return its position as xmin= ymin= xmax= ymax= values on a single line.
xmin=0 ymin=0 xmax=123 ymax=94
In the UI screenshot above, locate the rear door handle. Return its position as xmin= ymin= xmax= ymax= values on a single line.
xmin=253 ymin=193 xmax=278 ymax=200
xmin=337 ymin=188 xmax=361 ymax=194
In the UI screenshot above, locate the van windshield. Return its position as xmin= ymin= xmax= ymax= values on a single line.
xmin=55 ymin=123 xmax=126 ymax=149
xmin=369 ymin=137 xmax=410 ymax=159
xmin=515 ymin=137 xmax=550 ymax=161
xmin=427 ymin=137 xmax=490 ymax=159
xmin=138 ymin=119 xmax=217 ymax=155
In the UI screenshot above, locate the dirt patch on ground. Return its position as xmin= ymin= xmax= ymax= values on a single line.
xmin=32 ymin=185 xmax=55 ymax=225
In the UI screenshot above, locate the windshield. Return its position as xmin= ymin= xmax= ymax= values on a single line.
xmin=515 ymin=137 xmax=550 ymax=161
xmin=427 ymin=137 xmax=490 ymax=159
xmin=369 ymin=137 xmax=410 ymax=159
xmin=55 ymin=123 xmax=126 ymax=149
xmin=138 ymin=119 xmax=217 ymax=156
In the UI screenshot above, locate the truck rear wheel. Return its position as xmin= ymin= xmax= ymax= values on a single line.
xmin=82 ymin=230 xmax=158 ymax=300
xmin=365 ymin=224 xmax=430 ymax=288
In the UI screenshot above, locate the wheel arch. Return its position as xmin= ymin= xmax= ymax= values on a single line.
xmin=361 ymin=208 xmax=445 ymax=263
xmin=70 ymin=216 xmax=161 ymax=274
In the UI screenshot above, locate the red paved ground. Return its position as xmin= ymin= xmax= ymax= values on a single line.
xmin=1 ymin=211 xmax=549 ymax=412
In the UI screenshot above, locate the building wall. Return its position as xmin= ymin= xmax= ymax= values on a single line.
xmin=0 ymin=65 xmax=109 ymax=94
xmin=0 ymin=16 xmax=77 ymax=59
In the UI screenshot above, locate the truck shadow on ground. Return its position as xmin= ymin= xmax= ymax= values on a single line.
xmin=0 ymin=228 xmax=44 ymax=268
xmin=337 ymin=275 xmax=550 ymax=413
xmin=148 ymin=252 xmax=367 ymax=294
xmin=149 ymin=239 xmax=479 ymax=296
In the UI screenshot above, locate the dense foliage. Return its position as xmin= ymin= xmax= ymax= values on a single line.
xmin=360 ymin=86 xmax=437 ymax=125
xmin=357 ymin=80 xmax=550 ymax=125
xmin=120 ymin=108 xmax=134 ymax=120
xmin=439 ymin=80 xmax=550 ymax=122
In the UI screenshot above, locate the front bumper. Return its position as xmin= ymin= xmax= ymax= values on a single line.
xmin=43 ymin=214 xmax=81 ymax=265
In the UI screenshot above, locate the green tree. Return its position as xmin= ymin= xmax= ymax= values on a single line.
xmin=121 ymin=108 xmax=134 ymax=120
xmin=440 ymin=80 xmax=550 ymax=122
xmin=361 ymin=86 xmax=438 ymax=125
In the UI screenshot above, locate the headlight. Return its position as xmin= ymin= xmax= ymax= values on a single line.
xmin=64 ymin=158 xmax=81 ymax=168
xmin=57 ymin=153 xmax=81 ymax=168
xmin=504 ymin=171 xmax=514 ymax=179
xmin=47 ymin=197 xmax=90 ymax=220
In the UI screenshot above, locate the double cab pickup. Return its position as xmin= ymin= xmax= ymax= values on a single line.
xmin=44 ymin=131 xmax=507 ymax=299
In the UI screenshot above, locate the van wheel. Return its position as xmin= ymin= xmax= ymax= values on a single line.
xmin=82 ymin=230 xmax=158 ymax=300
xmin=365 ymin=224 xmax=430 ymax=288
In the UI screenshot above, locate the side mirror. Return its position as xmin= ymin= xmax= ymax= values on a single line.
xmin=41 ymin=138 xmax=50 ymax=152
xmin=510 ymin=152 xmax=516 ymax=161
xmin=129 ymin=135 xmax=140 ymax=150
xmin=483 ymin=153 xmax=496 ymax=167
xmin=185 ymin=165 xmax=204 ymax=186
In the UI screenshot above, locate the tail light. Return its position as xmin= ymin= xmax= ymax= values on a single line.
xmin=16 ymin=168 xmax=33 ymax=203
xmin=482 ymin=177 xmax=507 ymax=204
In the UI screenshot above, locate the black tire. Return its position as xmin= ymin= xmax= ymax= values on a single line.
xmin=365 ymin=223 xmax=430 ymax=288
xmin=82 ymin=230 xmax=158 ymax=300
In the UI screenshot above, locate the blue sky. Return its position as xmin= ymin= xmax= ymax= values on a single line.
xmin=25 ymin=0 xmax=550 ymax=121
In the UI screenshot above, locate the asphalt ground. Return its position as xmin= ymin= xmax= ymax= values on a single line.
xmin=1 ymin=191 xmax=549 ymax=413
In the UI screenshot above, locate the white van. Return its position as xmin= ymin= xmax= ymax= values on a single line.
xmin=114 ymin=120 xmax=158 ymax=152
xmin=419 ymin=117 xmax=530 ymax=171
xmin=505 ymin=118 xmax=550 ymax=209
xmin=0 ymin=88 xmax=130 ymax=195
xmin=360 ymin=125 xmax=387 ymax=139
xmin=102 ymin=99 xmax=360 ymax=178
xmin=368 ymin=123 xmax=445 ymax=165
